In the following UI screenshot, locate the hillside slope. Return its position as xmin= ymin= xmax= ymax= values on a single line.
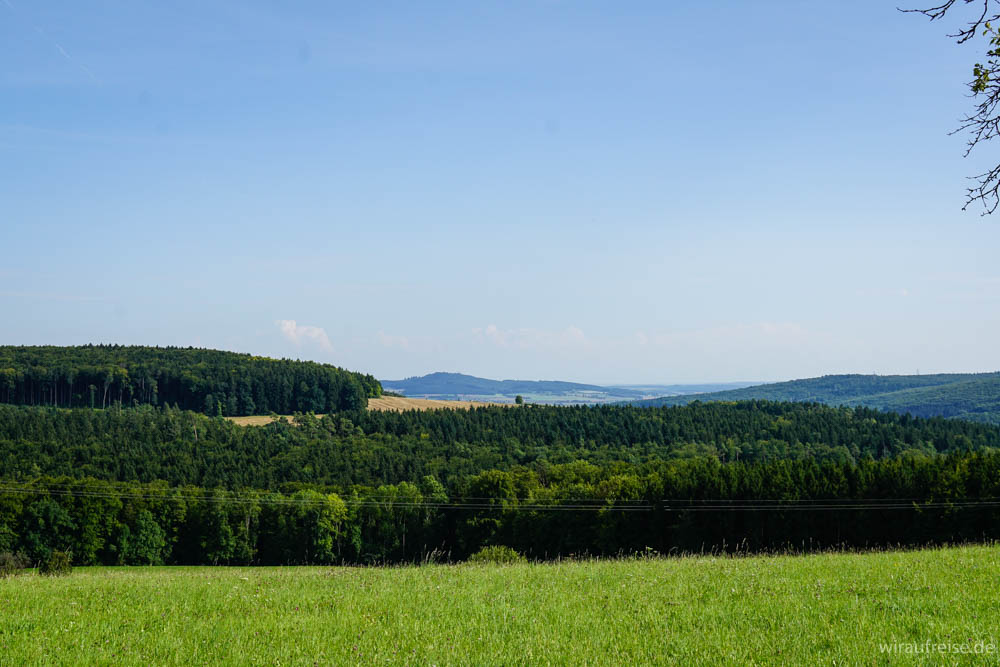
xmin=4 ymin=400 xmax=998 ymax=490
xmin=840 ymin=377 xmax=1000 ymax=423
xmin=0 ymin=345 xmax=381 ymax=415
xmin=634 ymin=373 xmax=1000 ymax=424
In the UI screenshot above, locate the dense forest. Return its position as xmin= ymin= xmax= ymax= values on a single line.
xmin=3 ymin=351 xmax=1000 ymax=565
xmin=0 ymin=345 xmax=381 ymax=415
xmin=5 ymin=450 xmax=1000 ymax=565
xmin=635 ymin=372 xmax=1000 ymax=424
xmin=0 ymin=402 xmax=997 ymax=490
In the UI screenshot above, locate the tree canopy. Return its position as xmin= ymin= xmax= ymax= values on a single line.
xmin=1 ymin=401 xmax=996 ymax=490
xmin=0 ymin=345 xmax=381 ymax=415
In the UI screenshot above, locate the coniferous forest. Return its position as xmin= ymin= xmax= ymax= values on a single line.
xmin=1 ymin=343 xmax=1000 ymax=566
xmin=0 ymin=345 xmax=381 ymax=415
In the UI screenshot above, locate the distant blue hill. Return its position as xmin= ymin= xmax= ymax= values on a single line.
xmin=633 ymin=372 xmax=1000 ymax=424
xmin=381 ymin=372 xmax=646 ymax=403
xmin=611 ymin=382 xmax=758 ymax=395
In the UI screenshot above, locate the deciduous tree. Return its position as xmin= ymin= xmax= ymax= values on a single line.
xmin=909 ymin=0 xmax=1000 ymax=212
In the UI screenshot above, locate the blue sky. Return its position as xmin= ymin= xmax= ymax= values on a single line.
xmin=2 ymin=0 xmax=999 ymax=383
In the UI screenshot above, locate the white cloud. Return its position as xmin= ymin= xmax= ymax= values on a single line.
xmin=275 ymin=319 xmax=333 ymax=352
xmin=471 ymin=324 xmax=589 ymax=350
xmin=483 ymin=324 xmax=507 ymax=346
xmin=643 ymin=322 xmax=810 ymax=348
xmin=376 ymin=330 xmax=410 ymax=349
xmin=854 ymin=287 xmax=913 ymax=299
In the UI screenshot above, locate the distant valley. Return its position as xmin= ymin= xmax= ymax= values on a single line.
xmin=381 ymin=372 xmax=757 ymax=406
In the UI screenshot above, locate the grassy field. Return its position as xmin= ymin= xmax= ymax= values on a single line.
xmin=2 ymin=546 xmax=999 ymax=665
xmin=227 ymin=396 xmax=505 ymax=425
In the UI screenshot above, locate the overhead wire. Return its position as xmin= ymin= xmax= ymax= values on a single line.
xmin=0 ymin=483 xmax=998 ymax=512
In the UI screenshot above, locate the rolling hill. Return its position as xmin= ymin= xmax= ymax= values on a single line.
xmin=380 ymin=372 xmax=648 ymax=404
xmin=633 ymin=372 xmax=1000 ymax=424
xmin=0 ymin=345 xmax=381 ymax=415
xmin=611 ymin=382 xmax=759 ymax=395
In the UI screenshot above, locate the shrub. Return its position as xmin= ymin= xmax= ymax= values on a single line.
xmin=467 ymin=545 xmax=526 ymax=565
xmin=39 ymin=550 xmax=73 ymax=576
xmin=0 ymin=551 xmax=28 ymax=578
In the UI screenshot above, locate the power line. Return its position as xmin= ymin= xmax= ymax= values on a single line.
xmin=0 ymin=485 xmax=653 ymax=511
xmin=0 ymin=483 xmax=998 ymax=512
xmin=0 ymin=480 xmax=954 ymax=504
xmin=0 ymin=481 xmax=651 ymax=504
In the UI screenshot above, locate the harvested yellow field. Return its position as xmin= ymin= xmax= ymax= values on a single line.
xmin=227 ymin=396 xmax=504 ymax=425
xmin=227 ymin=415 xmax=279 ymax=426
xmin=367 ymin=396 xmax=502 ymax=411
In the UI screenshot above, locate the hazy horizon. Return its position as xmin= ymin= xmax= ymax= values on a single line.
xmin=4 ymin=1 xmax=999 ymax=384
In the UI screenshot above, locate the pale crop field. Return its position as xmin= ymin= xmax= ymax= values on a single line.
xmin=227 ymin=396 xmax=505 ymax=425
xmin=365 ymin=396 xmax=503 ymax=411
xmin=2 ymin=545 xmax=998 ymax=665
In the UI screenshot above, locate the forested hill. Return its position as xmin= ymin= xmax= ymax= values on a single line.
xmin=633 ymin=373 xmax=1000 ymax=424
xmin=0 ymin=345 xmax=381 ymax=416
xmin=1 ymin=401 xmax=997 ymax=489
xmin=4 ymin=400 xmax=1000 ymax=564
xmin=382 ymin=372 xmax=645 ymax=401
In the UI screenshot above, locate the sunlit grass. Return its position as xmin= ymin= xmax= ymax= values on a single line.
xmin=1 ymin=545 xmax=998 ymax=664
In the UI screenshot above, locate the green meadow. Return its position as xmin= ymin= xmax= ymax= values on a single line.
xmin=2 ymin=545 xmax=998 ymax=665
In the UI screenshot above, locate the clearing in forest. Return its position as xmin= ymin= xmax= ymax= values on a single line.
xmin=227 ymin=395 xmax=505 ymax=425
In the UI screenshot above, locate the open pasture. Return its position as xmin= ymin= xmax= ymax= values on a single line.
xmin=2 ymin=545 xmax=998 ymax=665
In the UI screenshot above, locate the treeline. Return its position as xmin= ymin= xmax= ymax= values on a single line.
xmin=636 ymin=373 xmax=1000 ymax=425
xmin=0 ymin=345 xmax=381 ymax=415
xmin=842 ymin=377 xmax=1000 ymax=424
xmin=6 ymin=451 xmax=1000 ymax=565
xmin=0 ymin=402 xmax=998 ymax=490
xmin=635 ymin=372 xmax=998 ymax=406
xmin=351 ymin=400 xmax=1000 ymax=458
